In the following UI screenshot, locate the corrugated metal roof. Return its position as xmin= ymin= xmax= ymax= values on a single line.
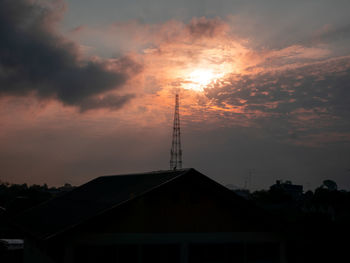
xmin=15 ymin=169 xmax=191 ymax=240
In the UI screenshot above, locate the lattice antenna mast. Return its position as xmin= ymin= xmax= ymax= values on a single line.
xmin=170 ymin=92 xmax=182 ymax=170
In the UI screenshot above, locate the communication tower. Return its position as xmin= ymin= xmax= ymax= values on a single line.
xmin=170 ymin=92 xmax=182 ymax=170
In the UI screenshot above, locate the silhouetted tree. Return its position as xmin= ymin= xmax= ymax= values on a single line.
xmin=321 ymin=179 xmax=337 ymax=191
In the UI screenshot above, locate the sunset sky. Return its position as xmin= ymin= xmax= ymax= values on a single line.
xmin=1 ymin=0 xmax=350 ymax=190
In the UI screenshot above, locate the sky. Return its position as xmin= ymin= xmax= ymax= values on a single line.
xmin=1 ymin=0 xmax=350 ymax=190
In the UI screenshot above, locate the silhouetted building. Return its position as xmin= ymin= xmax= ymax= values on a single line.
xmin=0 ymin=238 xmax=23 ymax=250
xmin=15 ymin=168 xmax=286 ymax=263
xmin=0 ymin=239 xmax=23 ymax=263
xmin=270 ymin=180 xmax=303 ymax=199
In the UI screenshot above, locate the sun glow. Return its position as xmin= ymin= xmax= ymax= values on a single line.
xmin=182 ymin=68 xmax=224 ymax=92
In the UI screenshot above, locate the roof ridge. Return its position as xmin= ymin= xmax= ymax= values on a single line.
xmin=42 ymin=168 xmax=193 ymax=240
xmin=99 ymin=168 xmax=192 ymax=178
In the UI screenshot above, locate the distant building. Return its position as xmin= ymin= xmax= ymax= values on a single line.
xmin=270 ymin=180 xmax=303 ymax=199
xmin=16 ymin=168 xmax=286 ymax=263
xmin=0 ymin=239 xmax=23 ymax=263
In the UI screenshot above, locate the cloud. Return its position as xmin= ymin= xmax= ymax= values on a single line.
xmin=0 ymin=0 xmax=141 ymax=111
xmin=312 ymin=23 xmax=350 ymax=44
xmin=67 ymin=17 xmax=235 ymax=59
xmin=186 ymin=17 xmax=228 ymax=38
xmin=204 ymin=56 xmax=350 ymax=146
xmin=74 ymin=16 xmax=348 ymax=147
xmin=78 ymin=94 xmax=135 ymax=112
xmin=68 ymin=16 xmax=350 ymax=142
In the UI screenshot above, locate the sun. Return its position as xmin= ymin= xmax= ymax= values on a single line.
xmin=190 ymin=69 xmax=216 ymax=86
xmin=182 ymin=68 xmax=224 ymax=92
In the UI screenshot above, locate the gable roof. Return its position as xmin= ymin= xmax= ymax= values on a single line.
xmin=15 ymin=169 xmax=191 ymax=240
xmin=14 ymin=168 xmax=272 ymax=240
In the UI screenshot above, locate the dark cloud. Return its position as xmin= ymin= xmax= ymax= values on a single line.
xmin=186 ymin=17 xmax=226 ymax=38
xmin=0 ymin=0 xmax=141 ymax=111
